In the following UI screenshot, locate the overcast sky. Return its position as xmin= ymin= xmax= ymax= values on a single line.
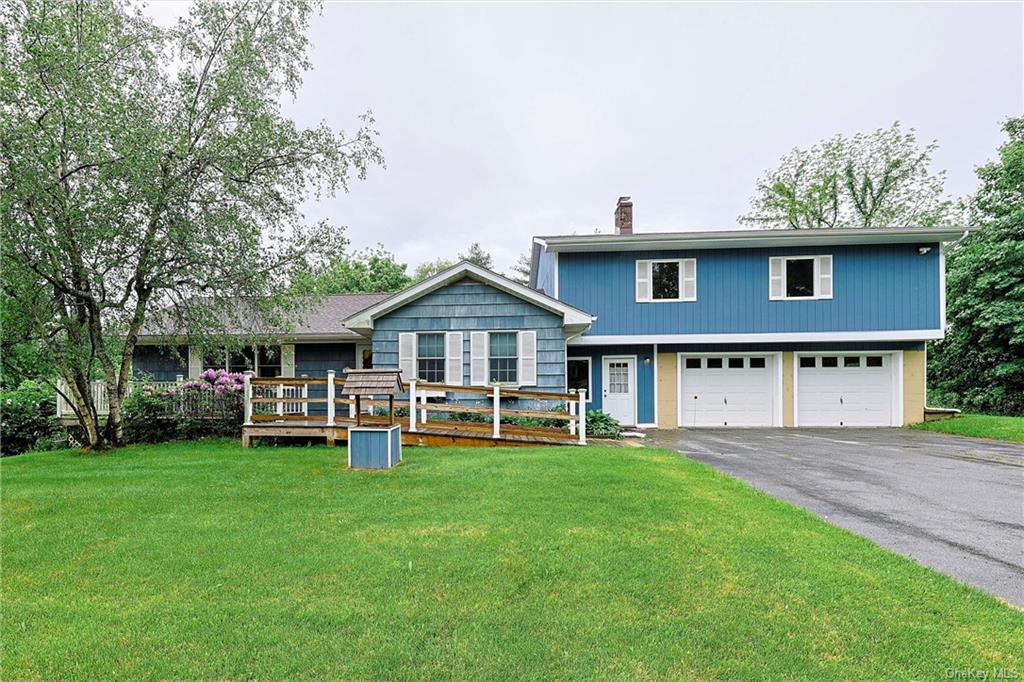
xmin=147 ymin=1 xmax=1022 ymax=273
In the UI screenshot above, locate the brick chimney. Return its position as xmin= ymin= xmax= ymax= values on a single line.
xmin=614 ymin=196 xmax=633 ymax=235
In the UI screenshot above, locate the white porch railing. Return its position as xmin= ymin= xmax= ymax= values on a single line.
xmin=55 ymin=376 xmax=291 ymax=419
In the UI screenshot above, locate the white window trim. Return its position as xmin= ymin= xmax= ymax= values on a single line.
xmin=769 ymin=255 xmax=834 ymax=301
xmin=566 ymin=356 xmax=593 ymax=403
xmin=486 ymin=330 xmax=522 ymax=388
xmin=414 ymin=332 xmax=447 ymax=384
xmin=636 ymin=258 xmax=697 ymax=303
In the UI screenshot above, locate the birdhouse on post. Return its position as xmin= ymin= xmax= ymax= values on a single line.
xmin=340 ymin=369 xmax=405 ymax=469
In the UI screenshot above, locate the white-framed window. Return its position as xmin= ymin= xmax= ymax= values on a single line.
xmin=636 ymin=258 xmax=696 ymax=302
xmin=769 ymin=255 xmax=833 ymax=300
xmin=398 ymin=331 xmax=464 ymax=385
xmin=468 ymin=330 xmax=538 ymax=387
xmin=566 ymin=357 xmax=592 ymax=402
xmin=488 ymin=332 xmax=518 ymax=383
xmin=416 ymin=333 xmax=445 ymax=383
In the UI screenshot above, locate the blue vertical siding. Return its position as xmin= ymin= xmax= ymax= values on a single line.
xmin=133 ymin=345 xmax=188 ymax=381
xmin=558 ymin=244 xmax=941 ymax=335
xmin=372 ymin=278 xmax=566 ymax=390
xmin=534 ymin=249 xmax=557 ymax=296
xmin=296 ymin=343 xmax=357 ymax=416
xmin=567 ymin=345 xmax=655 ymax=425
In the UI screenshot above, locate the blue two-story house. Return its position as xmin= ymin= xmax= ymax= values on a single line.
xmin=129 ymin=196 xmax=964 ymax=430
xmin=530 ymin=197 xmax=966 ymax=428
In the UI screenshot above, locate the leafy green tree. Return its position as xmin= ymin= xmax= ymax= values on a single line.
xmin=509 ymin=251 xmax=532 ymax=285
xmin=411 ymin=242 xmax=495 ymax=282
xmin=928 ymin=118 xmax=1024 ymax=415
xmin=459 ymin=242 xmax=494 ymax=269
xmin=740 ymin=123 xmax=953 ymax=228
xmin=412 ymin=258 xmax=455 ymax=282
xmin=0 ymin=0 xmax=382 ymax=448
xmin=293 ymin=245 xmax=411 ymax=294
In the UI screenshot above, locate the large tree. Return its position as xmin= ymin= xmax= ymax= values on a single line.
xmin=508 ymin=251 xmax=532 ymax=285
xmin=740 ymin=123 xmax=953 ymax=229
xmin=0 ymin=0 xmax=382 ymax=448
xmin=292 ymin=244 xmax=411 ymax=294
xmin=928 ymin=118 xmax=1024 ymax=415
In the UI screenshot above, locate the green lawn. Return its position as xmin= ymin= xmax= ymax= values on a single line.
xmin=912 ymin=413 xmax=1024 ymax=442
xmin=3 ymin=441 xmax=1021 ymax=679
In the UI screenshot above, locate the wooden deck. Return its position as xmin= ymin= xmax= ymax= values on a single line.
xmin=241 ymin=415 xmax=579 ymax=448
xmin=241 ymin=375 xmax=588 ymax=448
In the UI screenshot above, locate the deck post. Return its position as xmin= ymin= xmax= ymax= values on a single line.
xmin=349 ymin=394 xmax=355 ymax=419
xmin=577 ymin=389 xmax=586 ymax=445
xmin=243 ymin=374 xmax=253 ymax=425
xmin=409 ymin=380 xmax=417 ymax=432
xmin=568 ymin=391 xmax=577 ymax=436
xmin=326 ymin=370 xmax=336 ymax=426
xmin=302 ymin=383 xmax=309 ymax=417
xmin=492 ymin=384 xmax=500 ymax=439
xmin=276 ymin=383 xmax=284 ymax=416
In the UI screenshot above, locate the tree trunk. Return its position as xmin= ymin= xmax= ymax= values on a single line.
xmin=61 ymin=368 xmax=107 ymax=449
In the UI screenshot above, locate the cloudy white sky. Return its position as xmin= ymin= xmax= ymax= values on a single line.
xmin=147 ymin=1 xmax=1022 ymax=273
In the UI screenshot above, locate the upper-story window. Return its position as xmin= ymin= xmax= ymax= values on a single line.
xmin=769 ymin=255 xmax=833 ymax=301
xmin=636 ymin=258 xmax=697 ymax=303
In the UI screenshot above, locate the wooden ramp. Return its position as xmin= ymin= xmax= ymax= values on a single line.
xmin=241 ymin=375 xmax=587 ymax=448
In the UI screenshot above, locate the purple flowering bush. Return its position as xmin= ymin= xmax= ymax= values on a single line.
xmin=124 ymin=370 xmax=247 ymax=443
xmin=180 ymin=369 xmax=245 ymax=397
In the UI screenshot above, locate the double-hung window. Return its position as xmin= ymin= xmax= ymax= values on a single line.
xmin=636 ymin=258 xmax=697 ymax=302
xmin=466 ymin=330 xmax=538 ymax=387
xmin=769 ymin=255 xmax=833 ymax=300
xmin=416 ymin=333 xmax=446 ymax=383
xmin=488 ymin=332 xmax=518 ymax=384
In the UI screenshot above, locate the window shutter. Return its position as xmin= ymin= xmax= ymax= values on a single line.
xmin=470 ymin=332 xmax=488 ymax=386
xmin=635 ymin=260 xmax=651 ymax=302
xmin=445 ymin=332 xmax=463 ymax=385
xmin=769 ymin=257 xmax=784 ymax=300
xmin=398 ymin=333 xmax=416 ymax=381
xmin=187 ymin=346 xmax=202 ymax=378
xmin=682 ymin=258 xmax=697 ymax=301
xmin=817 ymin=255 xmax=833 ymax=299
xmin=518 ymin=331 xmax=537 ymax=386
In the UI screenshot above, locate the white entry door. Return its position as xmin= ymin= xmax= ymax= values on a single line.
xmin=679 ymin=355 xmax=775 ymax=427
xmin=602 ymin=357 xmax=636 ymax=426
xmin=797 ymin=354 xmax=895 ymax=426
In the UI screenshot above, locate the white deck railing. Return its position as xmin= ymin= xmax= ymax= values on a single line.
xmin=56 ymin=379 xmax=182 ymax=418
xmin=55 ymin=376 xmax=304 ymax=419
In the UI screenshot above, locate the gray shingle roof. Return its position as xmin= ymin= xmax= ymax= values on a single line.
xmin=139 ymin=293 xmax=390 ymax=339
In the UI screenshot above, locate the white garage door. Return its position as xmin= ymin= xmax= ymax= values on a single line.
xmin=797 ymin=354 xmax=894 ymax=427
xmin=679 ymin=355 xmax=775 ymax=427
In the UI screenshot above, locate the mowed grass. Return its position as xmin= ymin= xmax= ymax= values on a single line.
xmin=913 ymin=413 xmax=1024 ymax=442
xmin=3 ymin=441 xmax=1021 ymax=679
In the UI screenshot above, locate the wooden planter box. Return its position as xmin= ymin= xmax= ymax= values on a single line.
xmin=347 ymin=424 xmax=402 ymax=469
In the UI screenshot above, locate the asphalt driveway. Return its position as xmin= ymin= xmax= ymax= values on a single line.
xmin=647 ymin=428 xmax=1024 ymax=606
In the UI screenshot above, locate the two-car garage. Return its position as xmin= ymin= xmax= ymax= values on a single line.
xmin=676 ymin=351 xmax=902 ymax=428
